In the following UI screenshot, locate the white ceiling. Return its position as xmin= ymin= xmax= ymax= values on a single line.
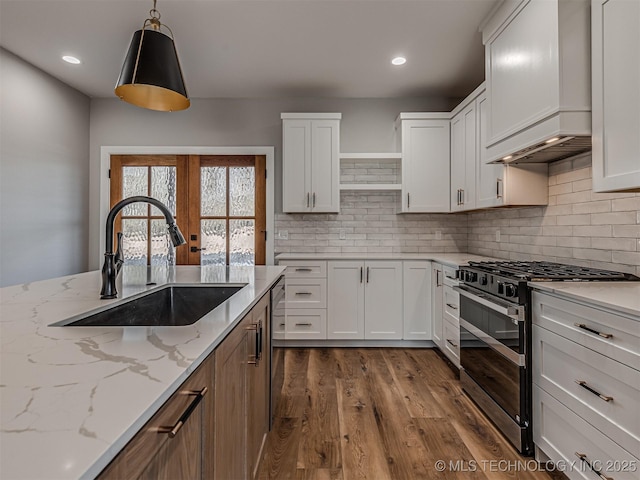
xmin=0 ymin=0 xmax=498 ymax=99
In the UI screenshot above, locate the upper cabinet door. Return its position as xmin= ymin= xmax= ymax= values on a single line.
xmin=476 ymin=92 xmax=505 ymax=209
xmin=592 ymin=0 xmax=640 ymax=192
xmin=282 ymin=114 xmax=341 ymax=212
xmin=450 ymin=102 xmax=478 ymax=212
xmin=282 ymin=119 xmax=311 ymax=212
xmin=310 ymin=119 xmax=340 ymax=212
xmin=400 ymin=118 xmax=451 ymax=213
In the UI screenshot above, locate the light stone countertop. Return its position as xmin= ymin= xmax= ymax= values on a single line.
xmin=275 ymin=252 xmax=500 ymax=268
xmin=0 ymin=265 xmax=285 ymax=480
xmin=529 ymin=281 xmax=640 ymax=318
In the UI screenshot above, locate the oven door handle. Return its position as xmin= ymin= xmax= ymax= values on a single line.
xmin=454 ymin=285 xmax=524 ymax=322
xmin=460 ymin=318 xmax=526 ymax=367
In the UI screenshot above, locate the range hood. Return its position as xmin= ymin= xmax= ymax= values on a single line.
xmin=482 ymin=0 xmax=592 ymax=164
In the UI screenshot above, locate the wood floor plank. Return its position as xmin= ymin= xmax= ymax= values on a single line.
xmin=382 ymin=348 xmax=447 ymax=419
xmin=413 ymin=417 xmax=488 ymax=480
xmin=295 ymin=468 xmax=343 ymax=480
xmin=258 ymin=417 xmax=301 ymax=480
xmin=334 ymin=350 xmax=393 ymax=480
xmin=276 ymin=348 xmax=310 ymax=418
xmin=297 ymin=348 xmax=342 ymax=469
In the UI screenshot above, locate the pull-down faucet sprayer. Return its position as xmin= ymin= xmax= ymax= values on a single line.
xmin=100 ymin=196 xmax=186 ymax=299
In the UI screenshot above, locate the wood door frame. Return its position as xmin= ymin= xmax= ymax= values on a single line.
xmin=98 ymin=146 xmax=275 ymax=269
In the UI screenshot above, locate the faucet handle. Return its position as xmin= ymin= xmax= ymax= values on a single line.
xmin=115 ymin=232 xmax=124 ymax=272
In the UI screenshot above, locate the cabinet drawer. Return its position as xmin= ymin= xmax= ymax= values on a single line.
xmin=285 ymin=278 xmax=327 ymax=308
xmin=286 ymin=309 xmax=327 ymax=340
xmin=443 ymin=319 xmax=460 ymax=367
xmin=534 ymin=385 xmax=639 ymax=480
xmin=280 ymin=261 xmax=327 ymax=278
xmin=443 ymin=284 xmax=459 ymax=324
xmin=532 ymin=291 xmax=640 ymax=368
xmin=533 ymin=325 xmax=640 ymax=454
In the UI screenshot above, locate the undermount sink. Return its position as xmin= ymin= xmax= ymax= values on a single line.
xmin=55 ymin=285 xmax=245 ymax=327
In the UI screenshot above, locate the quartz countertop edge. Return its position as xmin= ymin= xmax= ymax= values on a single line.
xmin=529 ymin=281 xmax=640 ymax=318
xmin=275 ymin=252 xmax=500 ymax=268
xmin=0 ymin=265 xmax=285 ymax=480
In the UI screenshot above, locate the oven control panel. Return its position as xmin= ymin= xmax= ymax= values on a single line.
xmin=459 ymin=266 xmax=527 ymax=305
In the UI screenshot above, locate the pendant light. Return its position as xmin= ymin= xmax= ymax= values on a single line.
xmin=115 ymin=0 xmax=190 ymax=112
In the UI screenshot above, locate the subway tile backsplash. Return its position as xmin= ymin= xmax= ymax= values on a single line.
xmin=467 ymin=154 xmax=640 ymax=276
xmin=275 ymin=154 xmax=640 ymax=276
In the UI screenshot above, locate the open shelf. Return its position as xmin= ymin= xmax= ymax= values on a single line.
xmin=339 ymin=153 xmax=402 ymax=160
xmin=339 ymin=183 xmax=402 ymax=191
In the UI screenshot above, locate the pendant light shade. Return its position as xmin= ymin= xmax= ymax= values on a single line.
xmin=115 ymin=2 xmax=189 ymax=112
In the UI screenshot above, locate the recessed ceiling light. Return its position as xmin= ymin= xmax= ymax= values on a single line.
xmin=502 ymin=155 xmax=513 ymax=161
xmin=391 ymin=56 xmax=407 ymax=66
xmin=62 ymin=55 xmax=81 ymax=65
xmin=545 ymin=137 xmax=560 ymax=144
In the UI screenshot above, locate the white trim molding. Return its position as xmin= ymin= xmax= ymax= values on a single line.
xmin=99 ymin=146 xmax=276 ymax=267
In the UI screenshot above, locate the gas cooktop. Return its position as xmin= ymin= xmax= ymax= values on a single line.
xmin=466 ymin=261 xmax=640 ymax=282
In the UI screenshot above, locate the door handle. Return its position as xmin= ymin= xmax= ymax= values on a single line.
xmin=312 ymin=192 xmax=316 ymax=207
xmin=190 ymin=246 xmax=206 ymax=252
xmin=366 ymin=266 xmax=370 ymax=283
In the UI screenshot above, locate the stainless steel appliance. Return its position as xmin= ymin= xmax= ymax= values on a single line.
xmin=269 ymin=275 xmax=285 ymax=429
xmin=456 ymin=261 xmax=639 ymax=456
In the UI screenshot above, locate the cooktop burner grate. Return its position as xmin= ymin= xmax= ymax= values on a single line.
xmin=466 ymin=261 xmax=640 ymax=281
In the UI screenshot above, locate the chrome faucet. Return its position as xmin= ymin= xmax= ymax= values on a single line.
xmin=101 ymin=196 xmax=186 ymax=299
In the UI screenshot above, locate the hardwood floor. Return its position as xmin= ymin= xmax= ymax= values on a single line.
xmin=259 ymin=348 xmax=563 ymax=480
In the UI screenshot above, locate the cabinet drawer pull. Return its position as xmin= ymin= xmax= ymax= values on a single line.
xmin=446 ymin=339 xmax=458 ymax=348
xmin=294 ymin=291 xmax=312 ymax=296
xmin=575 ymin=452 xmax=613 ymax=480
xmin=574 ymin=323 xmax=613 ymax=339
xmin=295 ymin=322 xmax=312 ymax=326
xmin=279 ymin=323 xmax=285 ymax=327
xmin=158 ymin=387 xmax=208 ymax=438
xmin=294 ymin=268 xmax=313 ymax=272
xmin=446 ymin=303 xmax=458 ymax=310
xmin=575 ymin=380 xmax=613 ymax=402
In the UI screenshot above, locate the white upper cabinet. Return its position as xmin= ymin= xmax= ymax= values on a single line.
xmin=396 ymin=114 xmax=451 ymax=213
xmin=476 ymin=91 xmax=549 ymax=208
xmin=282 ymin=113 xmax=341 ymax=213
xmin=450 ymin=89 xmax=480 ymax=212
xmin=592 ymin=0 xmax=640 ymax=192
xmin=482 ymin=0 xmax=591 ymax=164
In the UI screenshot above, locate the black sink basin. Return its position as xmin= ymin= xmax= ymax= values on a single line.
xmin=59 ymin=285 xmax=244 ymax=327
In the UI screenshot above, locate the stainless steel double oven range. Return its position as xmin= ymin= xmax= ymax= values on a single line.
xmin=455 ymin=261 xmax=639 ymax=456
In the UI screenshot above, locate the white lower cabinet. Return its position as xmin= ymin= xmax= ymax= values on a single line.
xmin=402 ymin=261 xmax=432 ymax=340
xmin=532 ymin=291 xmax=640 ymax=477
xmin=327 ymin=261 xmax=403 ymax=340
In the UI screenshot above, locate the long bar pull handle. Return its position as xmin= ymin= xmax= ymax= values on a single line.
xmin=574 ymin=323 xmax=613 ymax=339
xmin=257 ymin=320 xmax=263 ymax=360
xmin=436 ymin=269 xmax=442 ymax=287
xmin=446 ymin=303 xmax=458 ymax=310
xmin=306 ymin=192 xmax=310 ymax=208
xmin=294 ymin=291 xmax=313 ymax=296
xmin=496 ymin=178 xmax=503 ymax=199
xmin=295 ymin=322 xmax=313 ymax=326
xmin=575 ymin=453 xmax=614 ymax=480
xmin=407 ymin=192 xmax=410 ymax=209
xmin=245 ymin=323 xmax=259 ymax=366
xmin=312 ymin=192 xmax=316 ymax=208
xmin=158 ymin=387 xmax=208 ymax=438
xmin=575 ymin=380 xmax=613 ymax=402
xmin=460 ymin=189 xmax=464 ymax=205
xmin=360 ymin=266 xmax=363 ymax=283
xmin=366 ymin=266 xmax=370 ymax=283
xmin=446 ymin=339 xmax=458 ymax=348
xmin=295 ymin=268 xmax=312 ymax=272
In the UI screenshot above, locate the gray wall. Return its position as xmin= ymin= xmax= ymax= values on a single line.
xmin=0 ymin=48 xmax=90 ymax=287
xmin=89 ymin=96 xmax=452 ymax=268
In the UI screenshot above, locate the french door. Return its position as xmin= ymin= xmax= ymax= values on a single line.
xmin=110 ymin=154 xmax=266 ymax=266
